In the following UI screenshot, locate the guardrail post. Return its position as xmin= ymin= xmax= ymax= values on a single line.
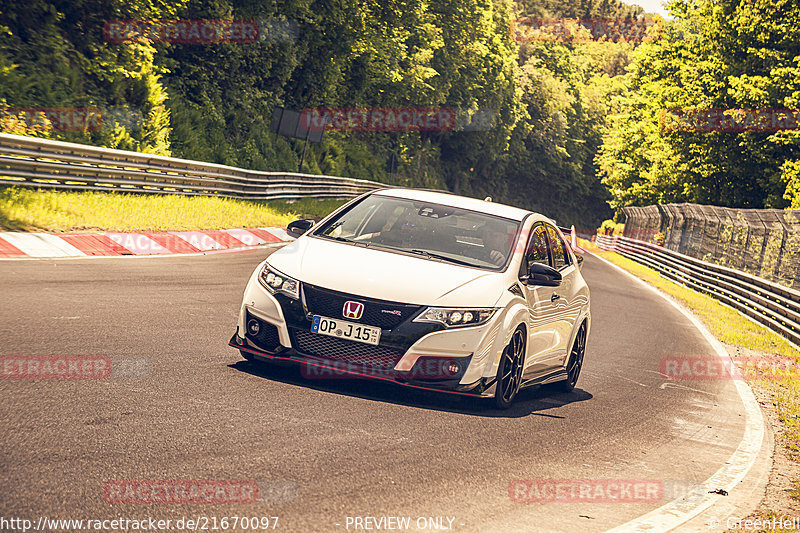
xmin=774 ymin=226 xmax=788 ymax=280
xmin=754 ymin=211 xmax=770 ymax=270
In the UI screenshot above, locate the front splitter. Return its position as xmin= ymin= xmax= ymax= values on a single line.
xmin=229 ymin=333 xmax=496 ymax=399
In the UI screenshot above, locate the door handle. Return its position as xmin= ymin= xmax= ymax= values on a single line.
xmin=551 ymin=293 xmax=560 ymax=302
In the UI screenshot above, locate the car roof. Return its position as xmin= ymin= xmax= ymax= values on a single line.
xmin=373 ymin=188 xmax=533 ymax=222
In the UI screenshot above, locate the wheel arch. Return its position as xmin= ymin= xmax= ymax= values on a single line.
xmin=486 ymin=304 xmax=528 ymax=377
xmin=568 ymin=310 xmax=590 ymax=355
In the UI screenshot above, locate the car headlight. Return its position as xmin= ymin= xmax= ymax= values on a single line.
xmin=414 ymin=307 xmax=497 ymax=328
xmin=259 ymin=264 xmax=300 ymax=299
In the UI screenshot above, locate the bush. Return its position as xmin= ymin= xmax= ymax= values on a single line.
xmin=598 ymin=219 xmax=625 ymax=235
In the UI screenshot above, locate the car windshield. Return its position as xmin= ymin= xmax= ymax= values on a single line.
xmin=313 ymin=194 xmax=520 ymax=270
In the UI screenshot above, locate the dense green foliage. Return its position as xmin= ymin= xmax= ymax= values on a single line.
xmin=598 ymin=0 xmax=800 ymax=210
xmin=2 ymin=0 xmax=797 ymax=227
xmin=0 ymin=0 xmax=633 ymax=227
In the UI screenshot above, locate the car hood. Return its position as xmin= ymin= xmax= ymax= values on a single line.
xmin=267 ymin=237 xmax=504 ymax=306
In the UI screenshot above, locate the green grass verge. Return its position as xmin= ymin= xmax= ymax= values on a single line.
xmin=0 ymin=187 xmax=347 ymax=232
xmin=580 ymin=238 xmax=800 ymax=523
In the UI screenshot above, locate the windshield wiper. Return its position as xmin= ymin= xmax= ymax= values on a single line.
xmin=323 ymin=235 xmax=353 ymax=243
xmin=320 ymin=234 xmax=370 ymax=246
xmin=408 ymin=249 xmax=476 ymax=267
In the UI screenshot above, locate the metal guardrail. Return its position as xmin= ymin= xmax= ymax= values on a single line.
xmin=596 ymin=234 xmax=800 ymax=348
xmin=0 ymin=133 xmax=385 ymax=200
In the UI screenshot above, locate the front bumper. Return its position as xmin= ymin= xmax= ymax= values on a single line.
xmin=230 ymin=330 xmax=495 ymax=397
xmin=231 ymin=271 xmax=502 ymax=397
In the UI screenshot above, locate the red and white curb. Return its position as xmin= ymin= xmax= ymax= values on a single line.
xmin=0 ymin=227 xmax=291 ymax=259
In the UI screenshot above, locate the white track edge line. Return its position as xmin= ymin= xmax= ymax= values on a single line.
xmin=591 ymin=252 xmax=766 ymax=533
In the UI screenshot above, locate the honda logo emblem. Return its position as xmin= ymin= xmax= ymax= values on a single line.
xmin=343 ymin=301 xmax=364 ymax=320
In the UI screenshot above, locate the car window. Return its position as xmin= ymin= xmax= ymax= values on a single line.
xmin=545 ymin=224 xmax=570 ymax=270
xmin=520 ymin=224 xmax=551 ymax=277
xmin=313 ymin=194 xmax=520 ymax=271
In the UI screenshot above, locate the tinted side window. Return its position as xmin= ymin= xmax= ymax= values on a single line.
xmin=545 ymin=225 xmax=569 ymax=270
xmin=520 ymin=224 xmax=551 ymax=277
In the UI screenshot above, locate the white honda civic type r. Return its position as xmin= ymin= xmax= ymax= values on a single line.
xmin=230 ymin=188 xmax=590 ymax=408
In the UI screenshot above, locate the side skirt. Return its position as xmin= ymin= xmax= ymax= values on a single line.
xmin=520 ymin=368 xmax=568 ymax=389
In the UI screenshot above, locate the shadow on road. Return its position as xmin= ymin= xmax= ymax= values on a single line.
xmin=229 ymin=359 xmax=592 ymax=419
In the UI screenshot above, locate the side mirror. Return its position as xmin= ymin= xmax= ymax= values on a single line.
xmin=525 ymin=262 xmax=562 ymax=287
xmin=287 ymin=219 xmax=315 ymax=239
xmin=575 ymin=254 xmax=584 ymax=270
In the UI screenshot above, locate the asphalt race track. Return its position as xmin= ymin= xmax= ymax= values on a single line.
xmin=0 ymin=250 xmax=753 ymax=532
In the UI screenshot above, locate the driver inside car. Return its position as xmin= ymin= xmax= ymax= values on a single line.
xmin=479 ymin=224 xmax=511 ymax=267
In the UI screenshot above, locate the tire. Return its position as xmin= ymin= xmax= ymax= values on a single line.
xmin=556 ymin=321 xmax=587 ymax=392
xmin=493 ymin=326 xmax=526 ymax=409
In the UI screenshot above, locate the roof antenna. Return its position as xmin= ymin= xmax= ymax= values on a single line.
xmin=484 ymin=196 xmax=492 ymax=202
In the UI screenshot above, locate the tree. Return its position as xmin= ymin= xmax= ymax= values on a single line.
xmin=598 ymin=0 xmax=800 ymax=211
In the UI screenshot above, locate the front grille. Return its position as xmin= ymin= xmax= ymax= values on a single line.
xmin=291 ymin=328 xmax=405 ymax=369
xmin=303 ymin=284 xmax=421 ymax=329
xmin=246 ymin=314 xmax=281 ymax=352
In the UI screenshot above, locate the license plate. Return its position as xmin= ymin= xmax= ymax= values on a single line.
xmin=311 ymin=315 xmax=381 ymax=345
